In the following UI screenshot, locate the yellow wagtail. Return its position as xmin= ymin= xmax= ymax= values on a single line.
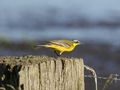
xmin=36 ymin=39 xmax=81 ymax=56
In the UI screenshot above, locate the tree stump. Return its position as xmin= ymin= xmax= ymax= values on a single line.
xmin=0 ymin=55 xmax=84 ymax=90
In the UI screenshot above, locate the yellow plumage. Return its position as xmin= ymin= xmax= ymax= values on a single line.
xmin=36 ymin=39 xmax=81 ymax=56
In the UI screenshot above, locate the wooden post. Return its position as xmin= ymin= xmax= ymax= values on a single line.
xmin=0 ymin=55 xmax=84 ymax=90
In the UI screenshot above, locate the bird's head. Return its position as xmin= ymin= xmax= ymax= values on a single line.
xmin=72 ymin=40 xmax=80 ymax=46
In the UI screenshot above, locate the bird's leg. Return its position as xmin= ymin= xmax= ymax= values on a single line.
xmin=54 ymin=50 xmax=61 ymax=57
xmin=60 ymin=52 xmax=63 ymax=56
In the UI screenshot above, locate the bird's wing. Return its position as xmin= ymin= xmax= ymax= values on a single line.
xmin=49 ymin=40 xmax=72 ymax=48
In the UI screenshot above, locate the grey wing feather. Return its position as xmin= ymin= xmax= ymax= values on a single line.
xmin=49 ymin=40 xmax=71 ymax=48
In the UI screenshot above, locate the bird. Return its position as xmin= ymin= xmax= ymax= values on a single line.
xmin=36 ymin=39 xmax=81 ymax=56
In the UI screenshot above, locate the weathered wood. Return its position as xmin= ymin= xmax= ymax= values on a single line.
xmin=0 ymin=55 xmax=84 ymax=90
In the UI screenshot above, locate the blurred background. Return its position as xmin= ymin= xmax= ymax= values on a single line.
xmin=0 ymin=0 xmax=120 ymax=89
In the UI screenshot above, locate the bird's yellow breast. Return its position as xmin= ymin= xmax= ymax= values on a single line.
xmin=49 ymin=44 xmax=75 ymax=52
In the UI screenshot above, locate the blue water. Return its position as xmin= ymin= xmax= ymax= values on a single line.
xmin=1 ymin=27 xmax=120 ymax=46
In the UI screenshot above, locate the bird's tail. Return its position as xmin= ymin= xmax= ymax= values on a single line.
xmin=36 ymin=45 xmax=44 ymax=47
xmin=35 ymin=44 xmax=50 ymax=49
xmin=34 ymin=45 xmax=44 ymax=49
xmin=36 ymin=45 xmax=50 ymax=47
